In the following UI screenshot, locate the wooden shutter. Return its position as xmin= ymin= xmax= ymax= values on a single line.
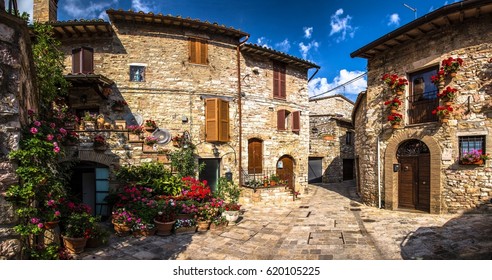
xmin=292 ymin=111 xmax=300 ymax=132
xmin=72 ymin=48 xmax=81 ymax=74
xmin=218 ymin=99 xmax=229 ymax=142
xmin=189 ymin=38 xmax=208 ymax=64
xmin=205 ymin=99 xmax=218 ymax=142
xmin=277 ymin=110 xmax=286 ymax=131
xmin=82 ymin=47 xmax=94 ymax=74
xmin=273 ymin=62 xmax=286 ymax=99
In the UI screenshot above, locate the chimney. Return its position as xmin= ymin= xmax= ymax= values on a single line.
xmin=33 ymin=0 xmax=58 ymax=23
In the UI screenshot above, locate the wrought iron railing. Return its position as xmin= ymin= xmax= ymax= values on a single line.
xmin=407 ymin=91 xmax=439 ymax=124
xmin=241 ymin=168 xmax=295 ymax=191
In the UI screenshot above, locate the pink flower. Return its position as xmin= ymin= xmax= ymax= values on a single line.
xmin=30 ymin=127 xmax=38 ymax=134
xmin=50 ymin=123 xmax=56 ymax=129
xmin=53 ymin=142 xmax=58 ymax=147
xmin=30 ymin=217 xmax=40 ymax=224
xmin=54 ymin=211 xmax=61 ymax=217
xmin=47 ymin=200 xmax=55 ymax=207
xmin=53 ymin=146 xmax=60 ymax=153
xmin=46 ymin=134 xmax=54 ymax=141
xmin=59 ymin=128 xmax=67 ymax=135
xmin=28 ymin=109 xmax=34 ymax=116
xmin=34 ymin=121 xmax=41 ymax=127
xmin=37 ymin=223 xmax=44 ymax=229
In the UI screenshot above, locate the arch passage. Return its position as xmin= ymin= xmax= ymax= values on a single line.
xmin=397 ymin=140 xmax=430 ymax=212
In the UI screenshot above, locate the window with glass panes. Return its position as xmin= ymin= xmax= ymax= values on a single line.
xmin=459 ymin=135 xmax=486 ymax=162
xmin=95 ymin=167 xmax=110 ymax=217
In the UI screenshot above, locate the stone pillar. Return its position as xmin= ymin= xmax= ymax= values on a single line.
xmin=33 ymin=0 xmax=58 ymax=23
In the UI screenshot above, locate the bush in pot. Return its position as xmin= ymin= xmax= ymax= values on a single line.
xmin=61 ymin=212 xmax=94 ymax=254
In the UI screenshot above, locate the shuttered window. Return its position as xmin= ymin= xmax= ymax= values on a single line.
xmin=277 ymin=110 xmax=300 ymax=132
xmin=189 ymin=38 xmax=208 ymax=65
xmin=273 ymin=61 xmax=286 ymax=99
xmin=205 ymin=98 xmax=229 ymax=142
xmin=72 ymin=47 xmax=94 ymax=74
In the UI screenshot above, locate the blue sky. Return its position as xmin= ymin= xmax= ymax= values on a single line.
xmin=19 ymin=0 xmax=460 ymax=101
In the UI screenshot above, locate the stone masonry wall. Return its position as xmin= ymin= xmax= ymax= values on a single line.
xmin=0 ymin=13 xmax=37 ymax=259
xmin=309 ymin=95 xmax=354 ymax=183
xmin=58 ymin=21 xmax=312 ymax=193
xmin=356 ymin=14 xmax=492 ymax=213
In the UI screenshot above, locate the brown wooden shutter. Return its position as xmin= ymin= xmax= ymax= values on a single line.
xmin=82 ymin=47 xmax=94 ymax=74
xmin=72 ymin=48 xmax=81 ymax=73
xmin=280 ymin=65 xmax=286 ymax=99
xmin=200 ymin=39 xmax=208 ymax=64
xmin=292 ymin=111 xmax=300 ymax=132
xmin=189 ymin=38 xmax=197 ymax=63
xmin=205 ymin=99 xmax=218 ymax=142
xmin=273 ymin=63 xmax=280 ymax=98
xmin=277 ymin=109 xmax=286 ymax=131
xmin=189 ymin=38 xmax=208 ymax=64
xmin=218 ymin=99 xmax=229 ymax=142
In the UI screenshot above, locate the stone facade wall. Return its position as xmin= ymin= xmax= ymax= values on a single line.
xmin=355 ymin=14 xmax=492 ymax=213
xmin=33 ymin=0 xmax=58 ymax=23
xmin=0 ymin=12 xmax=37 ymax=259
xmin=309 ymin=95 xmax=354 ymax=183
xmin=58 ymin=21 xmax=312 ymax=193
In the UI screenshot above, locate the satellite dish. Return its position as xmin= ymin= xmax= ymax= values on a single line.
xmin=124 ymin=113 xmax=143 ymax=126
xmin=152 ymin=128 xmax=171 ymax=144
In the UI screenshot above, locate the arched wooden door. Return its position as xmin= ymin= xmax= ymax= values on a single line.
xmin=248 ymin=138 xmax=263 ymax=174
xmin=397 ymin=140 xmax=430 ymax=212
xmin=276 ymin=155 xmax=295 ymax=191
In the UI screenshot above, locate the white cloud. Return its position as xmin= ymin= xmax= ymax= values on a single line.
xmin=61 ymin=0 xmax=118 ymax=19
xmin=275 ymin=39 xmax=291 ymax=53
xmin=329 ymin=9 xmax=356 ymax=43
xmin=308 ymin=69 xmax=367 ymax=97
xmin=303 ymin=27 xmax=313 ymax=39
xmin=388 ymin=13 xmax=400 ymax=26
xmin=256 ymin=37 xmax=272 ymax=49
xmin=298 ymin=41 xmax=319 ymax=60
xmin=131 ymin=0 xmax=153 ymax=13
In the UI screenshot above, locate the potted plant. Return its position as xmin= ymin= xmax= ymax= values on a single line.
xmin=437 ymin=86 xmax=458 ymax=105
xmin=154 ymin=199 xmax=178 ymax=236
xmin=143 ymin=135 xmax=158 ymax=152
xmin=111 ymin=100 xmax=127 ymax=111
xmin=42 ymin=199 xmax=62 ymax=229
xmin=128 ymin=125 xmax=144 ymax=142
xmin=460 ymin=149 xmax=489 ymax=165
xmin=144 ymin=119 xmax=157 ymax=131
xmin=131 ymin=200 xmax=158 ymax=236
xmin=387 ymin=112 xmax=403 ymax=129
xmin=210 ymin=215 xmax=228 ymax=231
xmin=93 ymin=134 xmax=106 ymax=151
xmin=442 ymin=57 xmax=464 ymax=77
xmin=86 ymin=221 xmax=110 ymax=248
xmin=171 ymin=134 xmax=183 ymax=147
xmin=174 ymin=218 xmax=197 ymax=234
xmin=82 ymin=112 xmax=96 ymax=130
xmin=196 ymin=202 xmax=217 ymax=231
xmin=111 ymin=208 xmax=135 ymax=236
xmin=431 ymin=105 xmax=453 ymax=123
xmin=381 ymin=73 xmax=408 ymax=94
xmin=216 ymin=178 xmax=242 ymax=223
xmin=61 ymin=212 xmax=93 ymax=254
xmin=384 ymin=97 xmax=402 ymax=113
xmin=431 ymin=68 xmax=446 ymax=89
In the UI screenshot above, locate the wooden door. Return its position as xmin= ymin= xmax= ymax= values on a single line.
xmin=277 ymin=156 xmax=294 ymax=191
xmin=248 ymin=139 xmax=262 ymax=174
xmin=308 ymin=157 xmax=323 ymax=183
xmin=416 ymin=154 xmax=430 ymax=212
xmin=398 ymin=157 xmax=417 ymax=209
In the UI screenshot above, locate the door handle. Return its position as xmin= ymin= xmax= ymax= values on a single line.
xmin=422 ymin=181 xmax=427 ymax=185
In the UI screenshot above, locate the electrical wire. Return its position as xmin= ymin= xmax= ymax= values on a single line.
xmin=309 ymin=72 xmax=367 ymax=100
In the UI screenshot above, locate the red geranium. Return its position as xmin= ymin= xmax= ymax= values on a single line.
xmin=432 ymin=105 xmax=453 ymax=116
xmin=437 ymin=86 xmax=458 ymax=100
xmin=441 ymin=57 xmax=463 ymax=75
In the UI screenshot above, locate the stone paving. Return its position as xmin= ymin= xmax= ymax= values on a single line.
xmin=80 ymin=180 xmax=492 ymax=260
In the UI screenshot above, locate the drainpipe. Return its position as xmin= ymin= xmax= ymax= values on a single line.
xmin=237 ymin=35 xmax=249 ymax=186
xmin=377 ymin=135 xmax=381 ymax=208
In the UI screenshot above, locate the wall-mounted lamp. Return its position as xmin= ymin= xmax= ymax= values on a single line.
xmin=212 ymin=144 xmax=220 ymax=158
xmin=182 ymin=116 xmax=188 ymax=123
xmin=311 ymin=127 xmax=319 ymax=134
xmin=80 ymin=94 xmax=87 ymax=104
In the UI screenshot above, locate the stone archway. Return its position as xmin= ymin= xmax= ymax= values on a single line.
xmin=276 ymin=155 xmax=295 ymax=191
xmin=384 ymin=131 xmax=442 ymax=214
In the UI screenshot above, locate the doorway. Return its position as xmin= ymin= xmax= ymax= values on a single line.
xmin=342 ymin=159 xmax=354 ymax=180
xmin=70 ymin=162 xmax=110 ymax=217
xmin=248 ymin=138 xmax=263 ymax=174
xmin=276 ymin=155 xmax=295 ymax=191
xmin=308 ymin=157 xmax=323 ymax=183
xmin=199 ymin=158 xmax=221 ymax=192
xmin=397 ymin=140 xmax=430 ymax=212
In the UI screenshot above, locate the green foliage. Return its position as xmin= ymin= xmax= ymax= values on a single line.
xmin=62 ymin=212 xmax=94 ymax=238
xmin=153 ymin=175 xmax=183 ymax=196
xmin=215 ymin=177 xmax=241 ymax=204
xmin=28 ymin=244 xmax=60 ymax=260
xmin=32 ymin=23 xmax=69 ymax=113
xmin=115 ymin=162 xmax=171 ymax=187
xmin=168 ymin=146 xmax=204 ymax=178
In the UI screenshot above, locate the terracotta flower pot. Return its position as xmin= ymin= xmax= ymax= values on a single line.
xmin=44 ymin=220 xmax=60 ymax=230
xmin=113 ymin=222 xmax=131 ymax=236
xmin=391 ymin=123 xmax=400 ymax=129
xmin=62 ymin=236 xmax=87 ymax=254
xmin=450 ymin=72 xmax=457 ymax=77
xmin=154 ymin=219 xmax=175 ymax=236
xmin=196 ymin=220 xmax=211 ymax=232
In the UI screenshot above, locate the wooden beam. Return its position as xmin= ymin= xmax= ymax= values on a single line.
xmin=460 ymin=11 xmax=464 ymax=22
xmin=429 ymin=21 xmax=440 ymax=30
xmin=60 ymin=25 xmax=73 ymax=37
xmin=475 ymin=7 xmax=481 ymax=18
xmin=443 ymin=15 xmax=451 ymax=25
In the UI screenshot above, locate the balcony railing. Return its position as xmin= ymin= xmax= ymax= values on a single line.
xmin=241 ymin=168 xmax=295 ymax=191
xmin=407 ymin=91 xmax=439 ymax=124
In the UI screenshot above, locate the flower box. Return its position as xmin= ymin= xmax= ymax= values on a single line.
xmin=460 ymin=159 xmax=484 ymax=166
xmin=143 ymin=143 xmax=157 ymax=153
xmin=128 ymin=133 xmax=143 ymax=143
xmin=175 ymin=226 xmax=197 ymax=235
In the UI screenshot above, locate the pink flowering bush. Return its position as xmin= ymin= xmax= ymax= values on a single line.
xmin=461 ymin=149 xmax=489 ymax=163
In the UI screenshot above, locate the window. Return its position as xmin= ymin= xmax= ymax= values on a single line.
xmin=408 ymin=67 xmax=439 ymax=124
xmin=189 ymin=37 xmax=208 ymax=65
xmin=72 ymin=47 xmax=93 ymax=74
xmin=205 ymin=98 xmax=229 ymax=142
xmin=273 ymin=61 xmax=286 ymax=99
xmin=346 ymin=131 xmax=353 ymax=145
xmin=459 ymin=136 xmax=486 ymax=163
xmin=95 ymin=167 xmax=110 ymax=216
xmin=130 ymin=65 xmax=145 ymax=82
xmin=277 ymin=109 xmax=300 ymax=133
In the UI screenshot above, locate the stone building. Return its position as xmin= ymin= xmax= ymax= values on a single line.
xmin=308 ymin=95 xmax=355 ymax=183
xmin=29 ymin=0 xmax=319 ymax=214
xmin=351 ymin=0 xmax=492 ymax=214
xmin=0 ymin=7 xmax=38 ymax=259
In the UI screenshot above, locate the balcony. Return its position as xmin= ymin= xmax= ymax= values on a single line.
xmin=407 ymin=91 xmax=439 ymax=124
